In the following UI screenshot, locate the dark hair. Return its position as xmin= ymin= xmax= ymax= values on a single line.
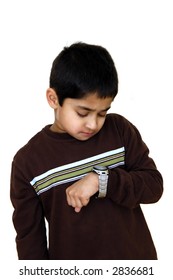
xmin=49 ymin=42 xmax=118 ymax=106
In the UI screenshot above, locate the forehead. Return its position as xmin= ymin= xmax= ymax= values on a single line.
xmin=65 ymin=93 xmax=113 ymax=111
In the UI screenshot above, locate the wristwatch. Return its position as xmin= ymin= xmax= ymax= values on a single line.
xmin=92 ymin=165 xmax=109 ymax=198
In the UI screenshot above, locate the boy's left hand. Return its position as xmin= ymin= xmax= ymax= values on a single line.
xmin=66 ymin=172 xmax=99 ymax=213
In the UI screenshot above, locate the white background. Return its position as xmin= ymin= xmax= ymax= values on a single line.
xmin=0 ymin=0 xmax=172 ymax=278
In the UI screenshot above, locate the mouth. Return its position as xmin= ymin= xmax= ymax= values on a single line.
xmin=81 ymin=131 xmax=95 ymax=137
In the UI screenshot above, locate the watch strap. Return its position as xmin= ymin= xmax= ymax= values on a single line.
xmin=98 ymin=173 xmax=108 ymax=198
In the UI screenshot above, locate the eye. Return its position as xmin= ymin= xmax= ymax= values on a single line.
xmin=77 ymin=112 xmax=88 ymax=118
xmin=98 ymin=113 xmax=107 ymax=118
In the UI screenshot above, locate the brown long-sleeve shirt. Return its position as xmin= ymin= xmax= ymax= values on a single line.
xmin=10 ymin=114 xmax=163 ymax=259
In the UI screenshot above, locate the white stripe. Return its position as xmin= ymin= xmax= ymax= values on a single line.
xmin=36 ymin=174 xmax=85 ymax=195
xmin=109 ymin=161 xmax=125 ymax=169
xmin=30 ymin=147 xmax=125 ymax=186
xmin=36 ymin=160 xmax=125 ymax=195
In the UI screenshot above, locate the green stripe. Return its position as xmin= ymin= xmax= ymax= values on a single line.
xmin=33 ymin=152 xmax=124 ymax=188
xmin=34 ymin=155 xmax=125 ymax=194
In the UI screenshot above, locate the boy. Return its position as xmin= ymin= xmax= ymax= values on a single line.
xmin=10 ymin=42 xmax=163 ymax=260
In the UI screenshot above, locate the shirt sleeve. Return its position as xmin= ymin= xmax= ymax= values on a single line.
xmin=107 ymin=116 xmax=163 ymax=208
xmin=10 ymin=161 xmax=49 ymax=260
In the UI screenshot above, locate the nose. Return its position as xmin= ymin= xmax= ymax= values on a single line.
xmin=85 ymin=116 xmax=97 ymax=131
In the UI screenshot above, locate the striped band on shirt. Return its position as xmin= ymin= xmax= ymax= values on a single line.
xmin=30 ymin=147 xmax=125 ymax=195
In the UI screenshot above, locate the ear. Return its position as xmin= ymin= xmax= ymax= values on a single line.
xmin=46 ymin=88 xmax=59 ymax=109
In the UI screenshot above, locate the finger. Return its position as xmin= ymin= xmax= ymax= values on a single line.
xmin=80 ymin=198 xmax=90 ymax=206
xmin=74 ymin=207 xmax=82 ymax=213
xmin=74 ymin=198 xmax=90 ymax=213
xmin=66 ymin=191 xmax=72 ymax=206
xmin=67 ymin=193 xmax=83 ymax=209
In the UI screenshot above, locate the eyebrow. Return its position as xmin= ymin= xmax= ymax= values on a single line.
xmin=76 ymin=105 xmax=111 ymax=112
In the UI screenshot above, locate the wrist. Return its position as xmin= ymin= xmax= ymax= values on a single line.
xmin=88 ymin=172 xmax=99 ymax=193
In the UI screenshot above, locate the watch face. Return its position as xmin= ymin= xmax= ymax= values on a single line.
xmin=94 ymin=165 xmax=107 ymax=171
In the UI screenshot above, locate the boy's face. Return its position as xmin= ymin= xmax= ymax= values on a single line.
xmin=47 ymin=90 xmax=113 ymax=141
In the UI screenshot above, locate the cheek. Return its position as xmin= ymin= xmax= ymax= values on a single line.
xmin=64 ymin=113 xmax=83 ymax=131
xmin=98 ymin=118 xmax=106 ymax=129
